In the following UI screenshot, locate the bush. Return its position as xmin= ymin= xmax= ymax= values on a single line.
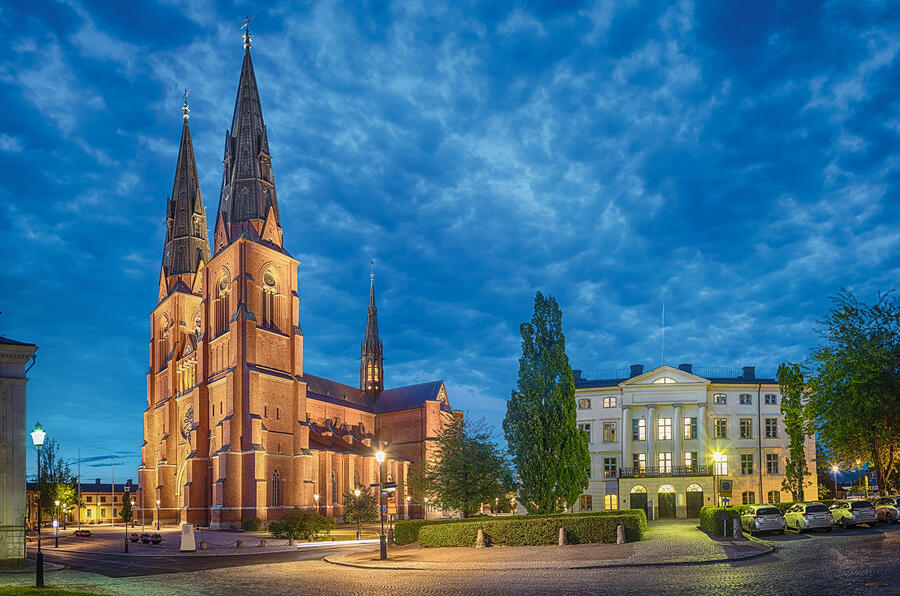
xmin=269 ymin=508 xmax=335 ymax=541
xmin=393 ymin=509 xmax=647 ymax=546
xmin=241 ymin=517 xmax=262 ymax=532
xmin=700 ymin=506 xmax=743 ymax=536
xmin=417 ymin=513 xmax=644 ymax=547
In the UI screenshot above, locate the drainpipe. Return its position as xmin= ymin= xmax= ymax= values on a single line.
xmin=757 ymin=383 xmax=763 ymax=503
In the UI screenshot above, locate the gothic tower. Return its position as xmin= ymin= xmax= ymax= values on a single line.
xmin=360 ymin=272 xmax=384 ymax=397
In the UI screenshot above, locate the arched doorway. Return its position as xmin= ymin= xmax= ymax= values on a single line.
xmin=658 ymin=485 xmax=676 ymax=519
xmin=686 ymin=484 xmax=704 ymax=518
xmin=630 ymin=485 xmax=648 ymax=516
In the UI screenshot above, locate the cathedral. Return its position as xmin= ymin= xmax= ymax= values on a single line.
xmin=140 ymin=29 xmax=460 ymax=528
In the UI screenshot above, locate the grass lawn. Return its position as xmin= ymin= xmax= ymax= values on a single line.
xmin=309 ymin=527 xmax=379 ymax=542
xmin=0 ymin=588 xmax=104 ymax=596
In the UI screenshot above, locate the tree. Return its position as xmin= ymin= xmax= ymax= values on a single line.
xmin=342 ymin=486 xmax=378 ymax=525
xmin=268 ymin=509 xmax=335 ymax=541
xmin=815 ymin=444 xmax=837 ymax=500
xmin=423 ymin=416 xmax=515 ymax=517
xmin=120 ymin=494 xmax=134 ymax=525
xmin=503 ymin=292 xmax=590 ymax=514
xmin=777 ymin=362 xmax=810 ymax=501
xmin=804 ymin=290 xmax=900 ymax=494
xmin=37 ymin=437 xmax=77 ymax=518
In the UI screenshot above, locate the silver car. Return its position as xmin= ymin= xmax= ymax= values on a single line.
xmin=830 ymin=499 xmax=878 ymax=528
xmin=784 ymin=503 xmax=833 ymax=532
xmin=741 ymin=505 xmax=786 ymax=535
xmin=872 ymin=497 xmax=900 ymax=524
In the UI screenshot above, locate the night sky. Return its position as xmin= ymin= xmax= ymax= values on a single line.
xmin=2 ymin=1 xmax=898 ymax=482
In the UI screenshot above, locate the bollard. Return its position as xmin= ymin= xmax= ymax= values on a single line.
xmin=616 ymin=524 xmax=626 ymax=544
xmin=476 ymin=528 xmax=485 ymax=548
xmin=199 ymin=540 xmax=207 ymax=550
xmin=733 ymin=518 xmax=744 ymax=540
xmin=288 ymin=538 xmax=294 ymax=546
xmin=558 ymin=527 xmax=567 ymax=546
xmin=259 ymin=539 xmax=267 ymax=547
xmin=236 ymin=539 xmax=242 ymax=549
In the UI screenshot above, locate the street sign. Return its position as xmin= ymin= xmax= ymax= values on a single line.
xmin=124 ymin=486 xmax=130 ymax=493
xmin=718 ymin=478 xmax=733 ymax=497
xmin=382 ymin=481 xmax=397 ymax=489
xmin=370 ymin=483 xmax=380 ymax=488
xmin=387 ymin=492 xmax=397 ymax=515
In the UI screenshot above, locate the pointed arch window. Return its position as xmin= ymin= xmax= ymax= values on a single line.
xmin=214 ymin=274 xmax=229 ymax=337
xmin=272 ymin=469 xmax=280 ymax=507
xmin=331 ymin=470 xmax=338 ymax=504
xmin=261 ymin=270 xmax=277 ymax=329
xmin=158 ymin=317 xmax=170 ymax=369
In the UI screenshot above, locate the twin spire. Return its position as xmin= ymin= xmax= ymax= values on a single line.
xmin=361 ymin=264 xmax=384 ymax=396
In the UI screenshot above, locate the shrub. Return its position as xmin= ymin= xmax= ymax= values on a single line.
xmin=269 ymin=508 xmax=335 ymax=541
xmin=417 ymin=513 xmax=644 ymax=547
xmin=699 ymin=506 xmax=742 ymax=536
xmin=241 ymin=517 xmax=262 ymax=532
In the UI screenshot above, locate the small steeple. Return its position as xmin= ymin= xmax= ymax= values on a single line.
xmin=215 ymin=16 xmax=281 ymax=252
xmin=360 ymin=262 xmax=384 ymax=397
xmin=161 ymin=96 xmax=211 ymax=293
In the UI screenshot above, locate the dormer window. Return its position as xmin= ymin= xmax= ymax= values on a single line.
xmin=652 ymin=377 xmax=676 ymax=384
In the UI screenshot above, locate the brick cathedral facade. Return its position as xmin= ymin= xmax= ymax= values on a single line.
xmin=140 ymin=30 xmax=460 ymax=528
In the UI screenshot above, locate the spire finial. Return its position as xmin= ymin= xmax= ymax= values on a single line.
xmin=242 ymin=16 xmax=253 ymax=49
xmin=182 ymin=89 xmax=190 ymax=120
xmin=370 ymin=259 xmax=375 ymax=283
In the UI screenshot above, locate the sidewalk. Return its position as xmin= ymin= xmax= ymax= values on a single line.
xmin=324 ymin=520 xmax=773 ymax=570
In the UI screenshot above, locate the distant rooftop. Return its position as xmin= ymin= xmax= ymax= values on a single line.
xmin=573 ymin=363 xmax=777 ymax=388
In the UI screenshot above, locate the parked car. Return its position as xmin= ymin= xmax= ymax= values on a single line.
xmin=741 ymin=505 xmax=786 ymax=535
xmin=830 ymin=500 xmax=878 ymax=528
xmin=784 ymin=503 xmax=833 ymax=532
xmin=872 ymin=497 xmax=900 ymax=524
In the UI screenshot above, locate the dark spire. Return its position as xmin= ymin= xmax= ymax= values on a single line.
xmin=360 ymin=264 xmax=384 ymax=396
xmin=161 ymin=100 xmax=211 ymax=287
xmin=215 ymin=23 xmax=281 ymax=252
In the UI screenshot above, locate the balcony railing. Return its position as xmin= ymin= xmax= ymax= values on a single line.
xmin=618 ymin=465 xmax=714 ymax=478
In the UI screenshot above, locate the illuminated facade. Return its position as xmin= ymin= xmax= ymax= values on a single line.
xmin=574 ymin=364 xmax=818 ymax=518
xmin=140 ymin=30 xmax=460 ymax=528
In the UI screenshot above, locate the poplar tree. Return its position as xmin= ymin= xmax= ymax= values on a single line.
xmin=777 ymin=362 xmax=810 ymax=501
xmin=503 ymin=292 xmax=589 ymax=514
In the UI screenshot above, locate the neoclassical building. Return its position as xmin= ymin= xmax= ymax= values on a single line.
xmin=140 ymin=29 xmax=460 ymax=528
xmin=574 ymin=364 xmax=818 ymax=519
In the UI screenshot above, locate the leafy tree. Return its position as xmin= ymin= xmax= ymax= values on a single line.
xmin=503 ymin=292 xmax=590 ymax=514
xmin=815 ymin=444 xmax=837 ymax=500
xmin=37 ymin=437 xmax=77 ymax=518
xmin=342 ymin=486 xmax=378 ymax=525
xmin=423 ymin=416 xmax=515 ymax=517
xmin=268 ymin=508 xmax=335 ymax=541
xmin=777 ymin=362 xmax=810 ymax=501
xmin=406 ymin=462 xmax=435 ymax=505
xmin=120 ymin=494 xmax=134 ymax=525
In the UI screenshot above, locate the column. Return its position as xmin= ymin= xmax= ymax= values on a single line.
xmin=673 ymin=404 xmax=682 ymax=471
xmin=697 ymin=404 xmax=707 ymax=466
xmin=621 ymin=406 xmax=631 ymax=472
xmin=646 ymin=405 xmax=656 ymax=470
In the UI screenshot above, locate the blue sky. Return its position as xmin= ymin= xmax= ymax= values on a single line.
xmin=2 ymin=1 xmax=898 ymax=482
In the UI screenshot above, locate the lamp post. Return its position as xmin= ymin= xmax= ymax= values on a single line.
xmin=354 ymin=489 xmax=361 ymax=540
xmin=54 ymin=500 xmax=60 ymax=547
xmin=375 ymin=449 xmax=386 ymax=560
xmin=424 ymin=496 xmax=429 ymax=521
xmin=30 ymin=422 xmax=46 ymax=588
xmin=313 ymin=493 xmax=319 ymax=514
xmin=406 ymin=495 xmax=411 ymax=520
xmin=713 ymin=451 xmax=722 ymax=506
xmin=831 ymin=465 xmax=839 ymax=499
xmin=155 ymin=499 xmax=160 ymax=531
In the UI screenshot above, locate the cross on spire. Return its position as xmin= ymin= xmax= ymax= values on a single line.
xmin=182 ymin=89 xmax=190 ymax=120
xmin=242 ymin=16 xmax=253 ymax=49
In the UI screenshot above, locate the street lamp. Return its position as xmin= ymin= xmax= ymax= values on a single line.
xmin=375 ymin=449 xmax=386 ymax=560
xmin=313 ymin=493 xmax=319 ymax=514
xmin=354 ymin=489 xmax=361 ymax=540
xmin=30 ymin=422 xmax=46 ymax=588
xmin=713 ymin=451 xmax=722 ymax=506
xmin=424 ymin=496 xmax=429 ymax=520
xmin=155 ymin=499 xmax=160 ymax=530
xmin=54 ymin=500 xmax=60 ymax=548
xmin=831 ymin=465 xmax=839 ymax=499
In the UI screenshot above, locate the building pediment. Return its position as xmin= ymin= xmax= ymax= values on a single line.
xmin=619 ymin=365 xmax=710 ymax=387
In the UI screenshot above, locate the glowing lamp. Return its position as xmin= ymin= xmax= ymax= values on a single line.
xmin=354 ymin=489 xmax=360 ymax=497
xmin=375 ymin=450 xmax=385 ymax=464
xmin=31 ymin=423 xmax=46 ymax=448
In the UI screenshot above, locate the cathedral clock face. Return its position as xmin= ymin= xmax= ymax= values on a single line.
xmin=181 ymin=405 xmax=194 ymax=440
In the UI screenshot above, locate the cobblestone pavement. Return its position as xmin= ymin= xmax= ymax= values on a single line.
xmin=2 ymin=523 xmax=896 ymax=595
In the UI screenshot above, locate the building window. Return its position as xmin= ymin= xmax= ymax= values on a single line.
xmin=602 ymin=422 xmax=617 ymax=443
xmin=652 ymin=377 xmax=676 ymax=384
xmin=741 ymin=454 xmax=754 ymax=475
xmin=114 ymin=509 xmax=117 ymax=517
xmin=331 ymin=471 xmax=338 ymax=504
xmin=742 ymin=491 xmax=756 ymax=505
xmin=714 ymin=454 xmax=728 ymax=475
xmin=276 ymin=407 xmax=280 ymax=420
xmin=577 ymin=398 xmax=591 ymax=409
xmin=603 ymin=396 xmax=617 ymax=408
xmin=579 ymin=495 xmax=593 ymax=511
xmin=764 ymin=394 xmax=777 ymax=405
xmin=633 ymin=453 xmax=646 ymax=472
xmin=603 ymin=457 xmax=617 ymax=478
xmin=100 ymin=496 xmax=106 ymax=503
xmin=578 ymin=423 xmax=592 ymax=443
xmin=684 ymin=452 xmax=698 ymax=469
xmin=657 ymin=418 xmax=672 ymax=440
xmin=272 ymin=469 xmax=280 ymax=506
xmin=740 ymin=418 xmax=753 ymax=439
xmin=766 ymin=453 xmax=779 ymax=474
xmin=714 ymin=393 xmax=727 ymax=405
xmin=101 ymin=509 xmax=106 ymax=518
xmin=658 ymin=452 xmax=672 ymax=473
xmin=765 ymin=418 xmax=778 ymax=438
xmin=264 ymin=406 xmax=267 ymax=418
xmin=604 ymin=494 xmax=618 ymax=510
xmin=632 ymin=418 xmax=646 ymax=441
xmin=261 ymin=270 xmax=277 ymax=329
xmin=215 ymin=275 xmax=229 ymax=337
xmin=767 ymin=490 xmax=781 ymax=504
xmin=683 ymin=417 xmax=697 ymax=439
xmin=86 ymin=496 xmax=92 ymax=503
xmin=86 ymin=510 xmax=91 ymax=518
xmin=714 ymin=418 xmax=727 ymax=439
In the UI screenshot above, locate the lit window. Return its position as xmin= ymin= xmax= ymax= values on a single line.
xmin=714 ymin=393 xmax=727 ymax=405
xmin=603 ymin=396 xmax=617 ymax=408
xmin=714 ymin=454 xmax=728 ymax=475
xmin=86 ymin=510 xmax=91 ymax=518
xmin=652 ymin=377 xmax=676 ymax=384
xmin=658 ymin=452 xmax=672 ymax=473
xmin=578 ymin=423 xmax=591 ymax=443
xmin=740 ymin=418 xmax=753 ymax=439
xmin=683 ymin=417 xmax=697 ymax=439
xmin=602 ymin=422 xmax=617 ymax=443
xmin=261 ymin=271 xmax=277 ymax=329
xmin=215 ymin=274 xmax=229 ymax=336
xmin=658 ymin=418 xmax=672 ymax=440
xmin=632 ymin=419 xmax=646 ymax=441
xmin=604 ymin=494 xmax=618 ymax=510
xmin=764 ymin=394 xmax=777 ymax=405
xmin=684 ymin=452 xmax=697 ymax=469
xmin=579 ymin=494 xmax=593 ymax=511
xmin=765 ymin=418 xmax=778 ymax=438
xmin=633 ymin=453 xmax=646 ymax=472
xmin=739 ymin=394 xmax=752 ymax=405
xmin=577 ymin=398 xmax=591 ymax=409
xmin=714 ymin=418 xmax=727 ymax=439
xmin=603 ymin=457 xmax=617 ymax=478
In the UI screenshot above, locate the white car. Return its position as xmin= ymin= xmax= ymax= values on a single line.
xmin=873 ymin=497 xmax=900 ymax=524
xmin=784 ymin=503 xmax=833 ymax=532
xmin=741 ymin=505 xmax=786 ymax=535
xmin=830 ymin=500 xmax=878 ymax=528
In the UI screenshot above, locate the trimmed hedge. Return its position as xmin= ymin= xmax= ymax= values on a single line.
xmin=394 ymin=509 xmax=648 ymax=546
xmin=700 ymin=506 xmax=742 ymax=536
xmin=416 ymin=513 xmax=644 ymax=547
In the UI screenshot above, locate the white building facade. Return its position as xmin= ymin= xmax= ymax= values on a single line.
xmin=574 ymin=364 xmax=818 ymax=519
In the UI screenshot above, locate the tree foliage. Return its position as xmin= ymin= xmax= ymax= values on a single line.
xmin=503 ymin=292 xmax=590 ymax=514
xmin=268 ymin=508 xmax=335 ymax=541
xmin=120 ymin=494 xmax=133 ymax=524
xmin=422 ymin=416 xmax=515 ymax=517
xmin=777 ymin=362 xmax=810 ymax=501
xmin=37 ymin=437 xmax=77 ymax=517
xmin=342 ymin=486 xmax=378 ymax=525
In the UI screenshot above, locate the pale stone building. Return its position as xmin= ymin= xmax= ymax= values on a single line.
xmin=0 ymin=335 xmax=37 ymax=567
xmin=574 ymin=364 xmax=818 ymax=519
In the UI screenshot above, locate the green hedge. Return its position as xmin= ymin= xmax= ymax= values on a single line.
xmin=416 ymin=513 xmax=644 ymax=547
xmin=394 ymin=509 xmax=647 ymax=546
xmin=700 ymin=506 xmax=743 ymax=536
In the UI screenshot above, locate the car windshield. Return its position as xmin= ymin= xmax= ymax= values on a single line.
xmin=806 ymin=505 xmax=828 ymax=513
xmin=757 ymin=507 xmax=780 ymax=515
xmin=851 ymin=501 xmax=873 ymax=509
